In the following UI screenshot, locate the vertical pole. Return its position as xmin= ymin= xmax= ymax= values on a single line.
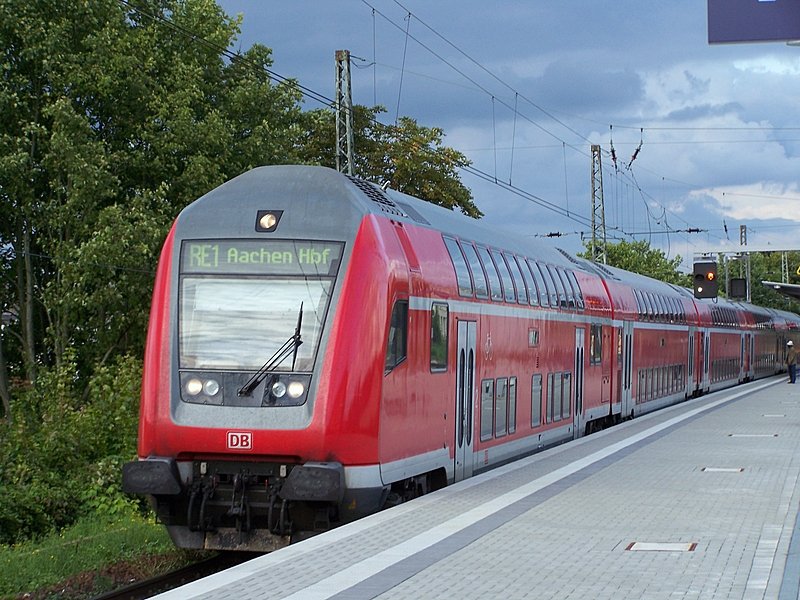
xmin=335 ymin=50 xmax=354 ymax=176
xmin=590 ymin=145 xmax=607 ymax=264
xmin=740 ymin=225 xmax=751 ymax=303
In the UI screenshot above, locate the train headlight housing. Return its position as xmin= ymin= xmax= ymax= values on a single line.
xmin=263 ymin=374 xmax=312 ymax=406
xmin=186 ymin=378 xmax=203 ymax=396
xmin=180 ymin=373 xmax=225 ymax=405
xmin=271 ymin=380 xmax=287 ymax=398
xmin=287 ymin=381 xmax=305 ymax=399
xmin=203 ymin=379 xmax=220 ymax=396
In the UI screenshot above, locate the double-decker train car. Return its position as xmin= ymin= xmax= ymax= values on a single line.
xmin=123 ymin=165 xmax=800 ymax=551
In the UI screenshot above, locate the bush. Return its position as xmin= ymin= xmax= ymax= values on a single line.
xmin=0 ymin=355 xmax=143 ymax=544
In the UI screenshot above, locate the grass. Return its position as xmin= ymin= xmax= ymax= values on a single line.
xmin=0 ymin=511 xmax=199 ymax=599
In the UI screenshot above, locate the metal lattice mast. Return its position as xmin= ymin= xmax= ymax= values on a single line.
xmin=335 ymin=50 xmax=354 ymax=175
xmin=590 ymin=145 xmax=607 ymax=264
xmin=740 ymin=225 xmax=752 ymax=302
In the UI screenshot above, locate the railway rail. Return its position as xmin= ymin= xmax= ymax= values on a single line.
xmin=91 ymin=552 xmax=259 ymax=600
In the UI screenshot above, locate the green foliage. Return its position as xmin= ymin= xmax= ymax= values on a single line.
xmin=0 ymin=512 xmax=181 ymax=598
xmin=721 ymin=252 xmax=800 ymax=312
xmin=0 ymin=356 xmax=142 ymax=544
xmin=0 ymin=0 xmax=486 ymax=549
xmin=300 ymin=105 xmax=480 ymax=217
xmin=580 ymin=239 xmax=690 ymax=287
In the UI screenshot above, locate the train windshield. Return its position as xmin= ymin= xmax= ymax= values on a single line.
xmin=178 ymin=239 xmax=343 ymax=372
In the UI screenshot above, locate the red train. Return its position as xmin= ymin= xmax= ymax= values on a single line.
xmin=123 ymin=165 xmax=800 ymax=551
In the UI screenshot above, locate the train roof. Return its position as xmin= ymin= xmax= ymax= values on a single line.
xmin=183 ymin=165 xmax=800 ymax=329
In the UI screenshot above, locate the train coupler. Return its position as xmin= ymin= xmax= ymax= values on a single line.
xmin=227 ymin=472 xmax=252 ymax=537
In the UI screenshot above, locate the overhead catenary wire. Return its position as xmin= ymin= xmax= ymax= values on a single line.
xmin=116 ymin=0 xmax=759 ymax=259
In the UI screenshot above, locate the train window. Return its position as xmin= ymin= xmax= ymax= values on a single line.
xmin=477 ymin=246 xmax=503 ymax=302
xmin=568 ymin=271 xmax=584 ymax=310
xmin=654 ymin=295 xmax=665 ymax=321
xmin=556 ymin=267 xmax=576 ymax=309
xmin=504 ymin=254 xmax=528 ymax=304
xmin=495 ymin=377 xmax=508 ymax=437
xmin=430 ymin=303 xmax=448 ymax=372
xmin=547 ymin=373 xmax=555 ymax=423
xmin=545 ymin=265 xmax=567 ymax=308
xmin=180 ymin=276 xmax=332 ymax=373
xmin=516 ymin=256 xmax=539 ymax=306
xmin=384 ymin=300 xmax=408 ymax=374
xmin=552 ymin=372 xmax=563 ymax=421
xmin=644 ymin=293 xmax=655 ymax=321
xmin=590 ymin=324 xmax=602 ymax=365
xmin=561 ymin=372 xmax=571 ymax=419
xmin=527 ymin=260 xmax=550 ymax=307
xmin=633 ymin=289 xmax=644 ymax=319
xmin=480 ymin=379 xmax=494 ymax=441
xmin=509 ymin=377 xmax=517 ymax=434
xmin=531 ymin=374 xmax=542 ymax=427
xmin=461 ymin=242 xmax=489 ymax=299
xmin=490 ymin=249 xmax=516 ymax=303
xmin=443 ymin=237 xmax=473 ymax=297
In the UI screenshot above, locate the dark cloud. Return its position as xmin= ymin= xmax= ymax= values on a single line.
xmin=666 ymin=102 xmax=743 ymax=122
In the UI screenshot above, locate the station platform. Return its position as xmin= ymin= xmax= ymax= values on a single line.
xmin=154 ymin=376 xmax=800 ymax=600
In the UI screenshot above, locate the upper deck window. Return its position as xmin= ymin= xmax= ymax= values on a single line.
xmin=527 ymin=260 xmax=550 ymax=307
xmin=477 ymin=246 xmax=504 ymax=302
xmin=504 ymin=254 xmax=528 ymax=305
xmin=490 ymin=249 xmax=516 ymax=303
xmin=443 ymin=236 xmax=473 ymax=297
xmin=516 ymin=256 xmax=539 ymax=306
xmin=461 ymin=242 xmax=489 ymax=299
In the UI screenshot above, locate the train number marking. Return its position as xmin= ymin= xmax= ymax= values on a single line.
xmin=227 ymin=431 xmax=253 ymax=450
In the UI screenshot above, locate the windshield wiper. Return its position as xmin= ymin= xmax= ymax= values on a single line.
xmin=237 ymin=303 xmax=304 ymax=397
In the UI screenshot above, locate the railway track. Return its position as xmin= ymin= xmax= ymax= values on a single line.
xmin=92 ymin=552 xmax=261 ymax=600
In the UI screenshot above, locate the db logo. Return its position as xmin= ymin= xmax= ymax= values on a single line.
xmin=227 ymin=431 xmax=253 ymax=450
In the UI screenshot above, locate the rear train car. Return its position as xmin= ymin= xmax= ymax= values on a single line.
xmin=123 ymin=165 xmax=800 ymax=551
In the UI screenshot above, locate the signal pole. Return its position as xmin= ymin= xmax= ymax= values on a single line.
xmin=335 ymin=50 xmax=354 ymax=176
xmin=590 ymin=145 xmax=607 ymax=264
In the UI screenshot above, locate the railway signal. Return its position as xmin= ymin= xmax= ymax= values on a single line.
xmin=693 ymin=261 xmax=718 ymax=299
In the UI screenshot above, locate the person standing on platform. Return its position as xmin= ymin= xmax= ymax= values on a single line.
xmin=787 ymin=341 xmax=797 ymax=384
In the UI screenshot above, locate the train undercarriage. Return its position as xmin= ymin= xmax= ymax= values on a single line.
xmin=125 ymin=457 xmax=446 ymax=552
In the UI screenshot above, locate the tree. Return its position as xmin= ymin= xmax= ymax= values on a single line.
xmin=300 ymin=105 xmax=481 ymax=217
xmin=0 ymin=0 xmax=307 ymax=413
xmin=579 ymin=239 xmax=689 ymax=287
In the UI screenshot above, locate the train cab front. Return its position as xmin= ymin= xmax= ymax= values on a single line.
xmin=123 ymin=167 xmax=386 ymax=551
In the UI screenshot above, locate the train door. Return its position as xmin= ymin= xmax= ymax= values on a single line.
xmin=750 ymin=334 xmax=755 ymax=379
xmin=620 ymin=321 xmax=634 ymax=419
xmin=702 ymin=329 xmax=711 ymax=391
xmin=454 ymin=320 xmax=476 ymax=482
xmin=740 ymin=333 xmax=747 ymax=382
xmin=687 ymin=326 xmax=696 ymax=397
xmin=573 ymin=327 xmax=585 ymax=439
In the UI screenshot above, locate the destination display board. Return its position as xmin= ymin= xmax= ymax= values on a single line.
xmin=181 ymin=240 xmax=344 ymax=276
xmin=708 ymin=0 xmax=800 ymax=43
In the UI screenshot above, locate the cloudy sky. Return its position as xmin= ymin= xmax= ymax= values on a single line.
xmin=217 ymin=1 xmax=800 ymax=272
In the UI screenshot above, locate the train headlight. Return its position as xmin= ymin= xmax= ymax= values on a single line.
xmin=259 ymin=213 xmax=278 ymax=230
xmin=203 ymin=379 xmax=220 ymax=396
xmin=186 ymin=378 xmax=203 ymax=396
xmin=271 ymin=381 xmax=287 ymax=398
xmin=287 ymin=381 xmax=305 ymax=399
